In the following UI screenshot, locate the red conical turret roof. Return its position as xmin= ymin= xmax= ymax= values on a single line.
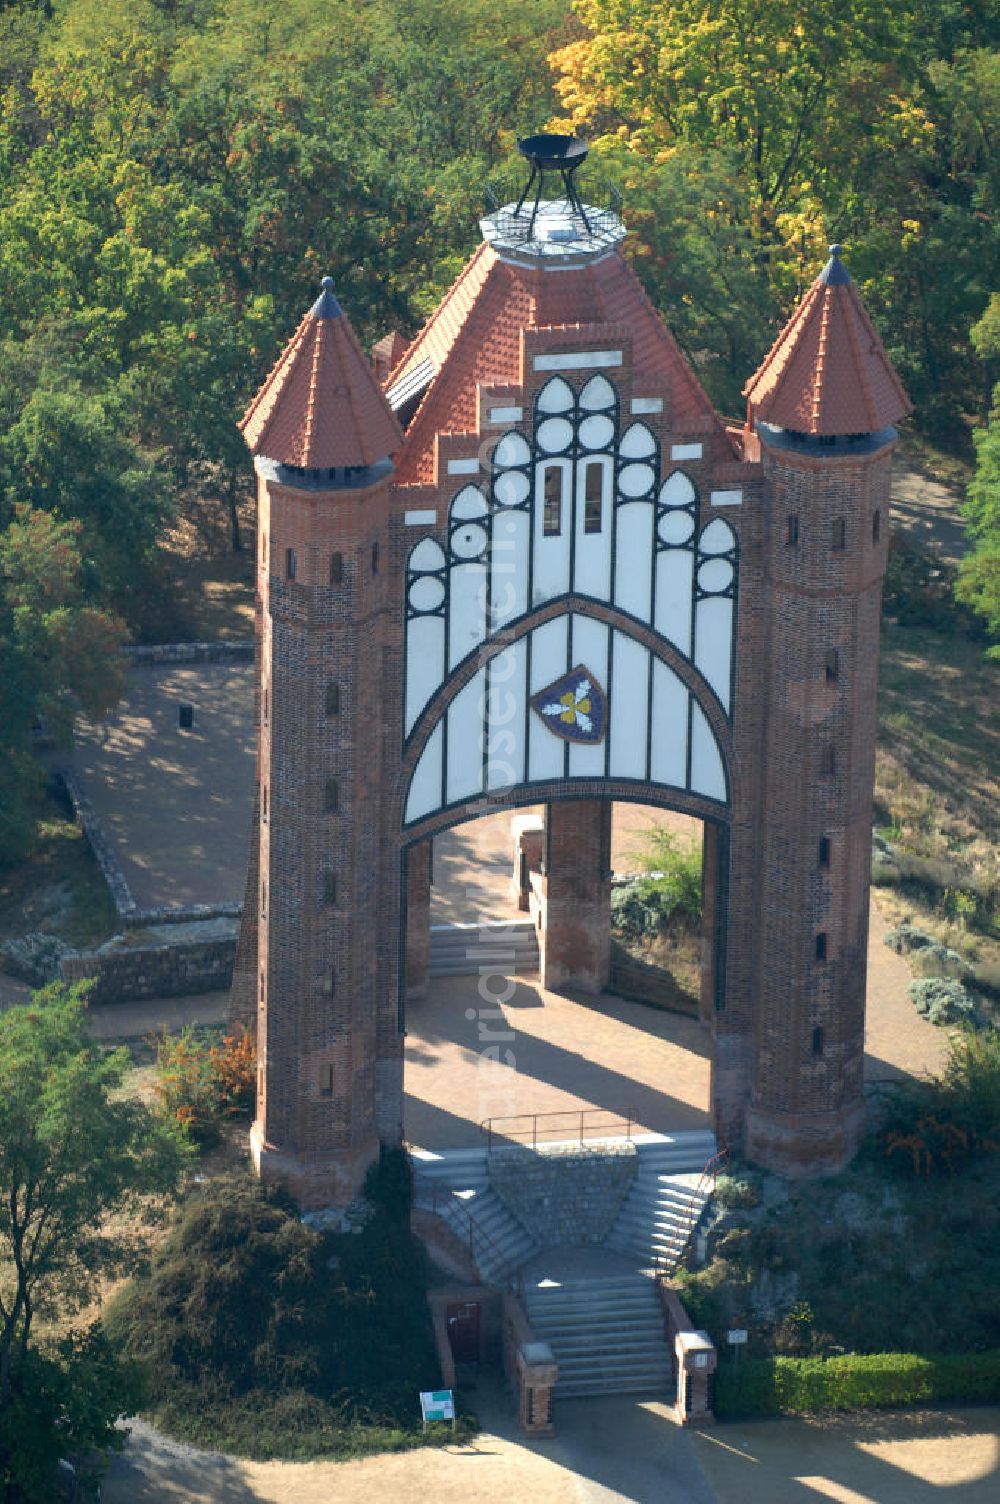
xmin=241 ymin=278 xmax=402 ymax=468
xmin=743 ymin=247 xmax=911 ymax=436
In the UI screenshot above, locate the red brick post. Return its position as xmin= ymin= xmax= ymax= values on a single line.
xmin=405 ymin=839 xmax=432 ymax=1002
xmin=539 ymin=800 xmax=612 ymax=994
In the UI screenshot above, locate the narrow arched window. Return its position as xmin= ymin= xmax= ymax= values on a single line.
xmin=371 ymin=540 xmax=380 ymax=575
xmin=872 ymin=509 xmax=881 ymax=544
xmin=260 ymin=880 xmax=267 ymax=918
xmin=825 ymin=649 xmax=839 ymax=683
xmin=286 ymin=546 xmax=297 ymax=580
xmin=812 ymin=1026 xmax=825 ymax=1057
xmin=786 ymin=515 xmax=799 ymax=546
xmin=324 ymin=778 xmax=339 ymax=812
xmin=821 ymin=744 xmax=836 ymax=777
xmin=815 ymin=932 xmax=828 ymax=962
xmin=325 ymin=682 xmax=340 ymax=717
xmin=832 ymin=518 xmax=846 ymax=551
xmin=329 ymin=552 xmax=343 ymax=585
xmin=323 ymin=872 xmax=337 ymax=904
xmin=262 ymin=784 xmax=268 ymax=822
xmin=543 ymin=466 xmax=563 ymax=535
xmin=584 ymin=463 xmax=603 ymax=533
xmin=818 ymin=835 xmax=831 ymax=868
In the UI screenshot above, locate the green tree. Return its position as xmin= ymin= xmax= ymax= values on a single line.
xmin=550 ymin=2 xmax=1000 ymax=428
xmin=957 ymin=380 xmax=1000 ymax=656
xmin=0 ymin=505 xmax=127 ymax=860
xmin=0 ymin=983 xmax=189 ymax=1499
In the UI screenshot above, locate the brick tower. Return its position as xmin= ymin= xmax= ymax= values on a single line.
xmin=741 ymin=247 xmax=911 ymax=1173
xmin=236 ymin=278 xmax=404 ymax=1206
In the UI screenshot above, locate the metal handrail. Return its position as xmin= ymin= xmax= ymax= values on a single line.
xmin=654 ymin=1145 xmax=730 ymax=1281
xmin=479 ymin=1106 xmax=637 ymax=1152
xmin=420 ymin=1178 xmax=520 ymax=1292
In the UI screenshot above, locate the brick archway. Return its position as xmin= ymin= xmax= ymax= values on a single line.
xmin=233 ymin=188 xmax=908 ymax=1206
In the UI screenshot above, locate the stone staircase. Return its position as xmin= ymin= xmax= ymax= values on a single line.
xmin=605 ymin=1131 xmax=717 ymax=1270
xmin=524 ymin=1263 xmax=672 ymax=1398
xmin=412 ymin=1147 xmax=538 ymax=1285
xmin=429 ymin=919 xmax=539 ymax=978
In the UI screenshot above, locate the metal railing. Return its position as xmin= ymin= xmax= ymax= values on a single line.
xmin=654 ymin=1144 xmax=730 ymax=1281
xmin=479 ymin=1106 xmax=637 ymax=1152
xmin=419 ymin=1178 xmax=521 ymax=1292
xmin=483 ymin=177 xmax=623 ymax=249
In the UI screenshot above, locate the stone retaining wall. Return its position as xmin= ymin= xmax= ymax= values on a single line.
xmin=608 ymin=940 xmax=700 ymax=1017
xmin=61 ymin=928 xmax=237 ymax=1005
xmin=56 ymin=765 xmax=137 ymax=917
xmin=125 ymin=640 xmax=254 ymax=666
xmin=489 ymin=1143 xmax=637 ymax=1247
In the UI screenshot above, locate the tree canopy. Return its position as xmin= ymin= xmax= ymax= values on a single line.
xmin=0 ymin=982 xmax=188 ymax=1501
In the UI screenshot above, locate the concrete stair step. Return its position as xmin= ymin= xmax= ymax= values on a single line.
xmin=547 ymin=1354 xmax=671 ymax=1375
xmin=556 ymin=1376 xmax=671 ymax=1398
xmin=533 ymin=1332 xmax=669 ymax=1356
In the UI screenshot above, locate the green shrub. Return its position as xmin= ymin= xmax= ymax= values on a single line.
xmin=883 ymin=536 xmax=984 ymax=637
xmin=106 ymin=1170 xmax=444 ymax=1459
xmin=908 ymin=977 xmax=977 ymax=1026
xmin=714 ymin=1350 xmax=1000 ymax=1418
xmin=611 ymin=880 xmax=671 ymax=941
xmin=713 ymin=1171 xmax=761 ymax=1210
xmin=612 ymin=831 xmax=703 ymax=940
xmin=153 ymin=1026 xmax=256 ymax=1145
xmin=884 ymin=923 xmax=935 ymax=955
xmin=879 ymin=1029 xmax=1000 ymax=1175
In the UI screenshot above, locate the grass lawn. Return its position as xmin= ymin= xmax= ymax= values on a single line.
xmin=874 ymin=616 xmax=1000 ymax=996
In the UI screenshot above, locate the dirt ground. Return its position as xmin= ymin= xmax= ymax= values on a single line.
xmin=104 ymin=1394 xmax=1000 ymax=1503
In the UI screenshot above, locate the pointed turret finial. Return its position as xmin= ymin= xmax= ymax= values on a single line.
xmin=240 ymin=276 xmax=402 ymax=467
xmin=743 ymin=240 xmax=911 ymax=435
xmin=819 ymin=244 xmax=851 ymax=287
xmin=310 ymin=275 xmax=343 ymax=320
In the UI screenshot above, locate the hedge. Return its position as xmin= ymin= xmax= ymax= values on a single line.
xmin=715 ymin=1351 xmax=1000 ymax=1419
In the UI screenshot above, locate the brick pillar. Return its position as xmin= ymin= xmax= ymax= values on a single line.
xmin=539 ymin=800 xmax=611 ymax=995
xmin=405 ymin=839 xmax=432 ymax=1001
xmin=744 ymin=430 xmax=893 ymax=1176
xmin=699 ymin=822 xmax=718 ymax=1029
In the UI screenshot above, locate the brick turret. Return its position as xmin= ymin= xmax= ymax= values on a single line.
xmin=742 ymin=247 xmax=911 ymax=1174
xmin=237 ymin=279 xmax=404 ymax=1206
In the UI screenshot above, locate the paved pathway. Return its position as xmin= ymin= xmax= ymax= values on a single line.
xmin=891 ymin=455 xmax=968 ymax=566
xmin=103 ymin=1397 xmax=1000 ymax=1503
xmin=72 ymin=663 xmax=255 ymax=909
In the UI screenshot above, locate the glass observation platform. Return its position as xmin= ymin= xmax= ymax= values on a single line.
xmin=481 ymin=195 xmax=626 ymax=261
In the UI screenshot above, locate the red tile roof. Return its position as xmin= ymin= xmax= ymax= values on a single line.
xmin=388 ymin=245 xmax=722 ymax=485
xmin=744 ymin=248 xmax=911 ymax=435
xmin=241 ymin=278 xmax=402 ymax=468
